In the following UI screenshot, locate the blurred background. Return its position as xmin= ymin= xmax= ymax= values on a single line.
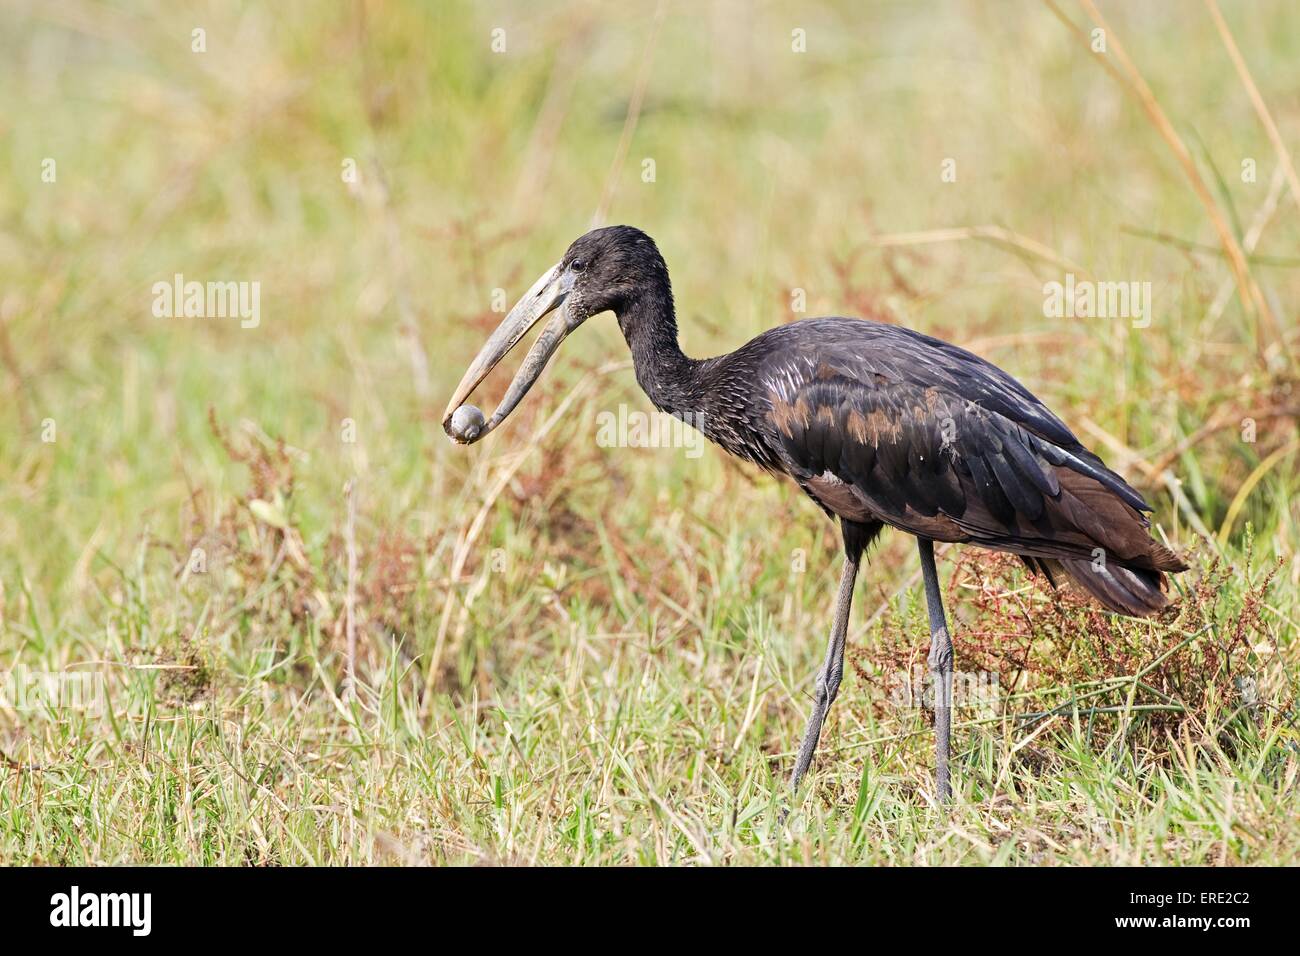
xmin=0 ymin=1 xmax=1296 ymax=864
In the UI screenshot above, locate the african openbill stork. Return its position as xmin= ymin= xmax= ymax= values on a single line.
xmin=443 ymin=225 xmax=1186 ymax=801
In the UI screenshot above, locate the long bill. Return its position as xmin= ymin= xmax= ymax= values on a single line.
xmin=441 ymin=262 xmax=576 ymax=444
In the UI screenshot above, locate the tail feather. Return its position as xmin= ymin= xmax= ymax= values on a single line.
xmin=1023 ymin=468 xmax=1187 ymax=617
xmin=1055 ymin=557 xmax=1174 ymax=617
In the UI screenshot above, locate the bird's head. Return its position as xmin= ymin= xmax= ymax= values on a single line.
xmin=442 ymin=224 xmax=668 ymax=444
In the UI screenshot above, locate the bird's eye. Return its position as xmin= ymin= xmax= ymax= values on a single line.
xmin=570 ymin=258 xmax=586 ymax=273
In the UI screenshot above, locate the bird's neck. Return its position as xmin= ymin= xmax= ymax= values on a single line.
xmin=617 ymin=289 xmax=778 ymax=471
xmin=617 ymin=289 xmax=701 ymax=416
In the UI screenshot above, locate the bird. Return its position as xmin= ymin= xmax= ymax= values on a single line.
xmin=443 ymin=224 xmax=1187 ymax=801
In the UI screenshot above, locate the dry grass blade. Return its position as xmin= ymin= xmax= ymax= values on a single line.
xmin=1209 ymin=163 xmax=1289 ymax=324
xmin=1204 ymin=0 xmax=1300 ymax=216
xmin=1217 ymin=436 xmax=1300 ymax=546
xmin=343 ymin=479 xmax=359 ymax=700
xmin=512 ymin=19 xmax=592 ymax=227
xmin=591 ymin=0 xmax=668 ymax=227
xmin=1043 ymin=0 xmax=1286 ymax=367
xmin=863 ymin=226 xmax=1089 ymax=276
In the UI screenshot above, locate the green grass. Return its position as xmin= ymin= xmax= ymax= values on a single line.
xmin=1 ymin=0 xmax=1297 ymax=865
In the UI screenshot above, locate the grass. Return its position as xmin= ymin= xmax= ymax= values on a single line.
xmin=1 ymin=0 xmax=1297 ymax=865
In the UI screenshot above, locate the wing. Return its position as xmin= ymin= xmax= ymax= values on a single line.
xmin=762 ymin=355 xmax=1177 ymax=573
xmin=738 ymin=317 xmax=1150 ymax=510
xmin=699 ymin=315 xmax=1185 ymax=615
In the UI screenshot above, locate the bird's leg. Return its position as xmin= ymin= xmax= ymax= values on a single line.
xmin=789 ymin=546 xmax=861 ymax=794
xmin=918 ymin=538 xmax=953 ymax=802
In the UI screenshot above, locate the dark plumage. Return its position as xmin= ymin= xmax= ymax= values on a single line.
xmin=445 ymin=224 xmax=1187 ymax=800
